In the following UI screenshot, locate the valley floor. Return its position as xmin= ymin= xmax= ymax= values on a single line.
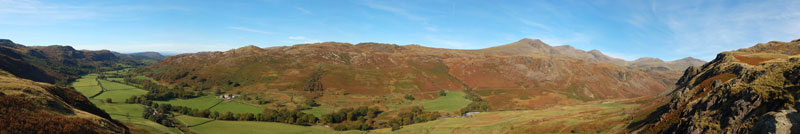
xmin=371 ymin=102 xmax=637 ymax=134
xmin=72 ymin=72 xmax=641 ymax=134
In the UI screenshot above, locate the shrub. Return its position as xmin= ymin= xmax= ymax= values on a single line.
xmin=404 ymin=94 xmax=415 ymax=100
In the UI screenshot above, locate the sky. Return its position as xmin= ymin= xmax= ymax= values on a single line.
xmin=1 ymin=0 xmax=799 ymax=61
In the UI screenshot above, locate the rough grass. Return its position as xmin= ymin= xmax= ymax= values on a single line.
xmin=154 ymin=95 xmax=263 ymax=114
xmin=734 ymin=56 xmax=774 ymax=66
xmin=372 ymin=102 xmax=637 ymax=134
xmin=387 ymin=91 xmax=472 ymax=113
xmin=176 ymin=115 xmax=363 ymax=134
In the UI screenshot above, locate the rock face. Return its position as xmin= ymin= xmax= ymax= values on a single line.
xmin=139 ymin=39 xmax=668 ymax=110
xmin=0 ymin=70 xmax=128 ymax=133
xmin=631 ymin=39 xmax=800 ymax=133
xmin=0 ymin=39 xmax=149 ymax=84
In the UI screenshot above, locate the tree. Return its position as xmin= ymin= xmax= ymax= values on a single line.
xmin=404 ymin=94 xmax=415 ymax=100
xmin=305 ymin=99 xmax=319 ymax=107
xmin=439 ymin=89 xmax=446 ymax=96
xmin=390 ymin=121 xmax=401 ymax=131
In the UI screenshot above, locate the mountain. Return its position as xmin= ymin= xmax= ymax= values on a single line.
xmin=481 ymin=38 xmax=629 ymax=65
xmin=0 ymin=39 xmax=153 ymax=85
xmin=630 ymin=39 xmax=800 ymax=133
xmin=0 ymin=69 xmax=128 ymax=133
xmin=626 ymin=57 xmax=707 ymax=89
xmin=137 ymin=39 xmax=668 ymax=110
xmin=129 ymin=52 xmax=167 ymax=60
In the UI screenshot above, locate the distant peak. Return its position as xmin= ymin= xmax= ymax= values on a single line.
xmin=510 ymin=38 xmax=549 ymax=48
xmin=634 ymin=57 xmax=664 ymax=62
xmin=516 ymin=38 xmax=545 ymax=44
xmin=676 ymin=57 xmax=704 ymax=62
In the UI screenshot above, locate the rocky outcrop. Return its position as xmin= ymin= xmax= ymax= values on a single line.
xmin=632 ymin=38 xmax=800 ymax=133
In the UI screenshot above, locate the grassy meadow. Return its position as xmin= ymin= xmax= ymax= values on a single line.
xmin=154 ymin=95 xmax=264 ymax=114
xmin=372 ymin=102 xmax=638 ymax=134
xmin=72 ymin=74 xmax=180 ymax=134
xmin=175 ymin=115 xmax=363 ymax=134
xmin=388 ymin=90 xmax=472 ymax=113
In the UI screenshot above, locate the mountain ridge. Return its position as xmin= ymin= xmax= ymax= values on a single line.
xmin=138 ymin=39 xmax=670 ymax=110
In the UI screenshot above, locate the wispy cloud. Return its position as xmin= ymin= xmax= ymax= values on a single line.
xmin=361 ymin=1 xmax=425 ymax=21
xmin=288 ymin=36 xmax=306 ymax=40
xmin=228 ymin=26 xmax=272 ymax=34
xmin=295 ymin=7 xmax=311 ymax=14
xmin=425 ymin=27 xmax=438 ymax=32
xmin=288 ymin=36 xmax=320 ymax=43
xmin=518 ymin=18 xmax=551 ymax=31
xmin=0 ymin=0 xmax=101 ymax=24
xmin=0 ymin=0 xmax=185 ymax=25
xmin=425 ymin=35 xmax=469 ymax=48
xmin=652 ymin=0 xmax=800 ymax=59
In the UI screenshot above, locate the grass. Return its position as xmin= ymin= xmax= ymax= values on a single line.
xmin=371 ymin=102 xmax=638 ymax=134
xmin=301 ymin=105 xmax=335 ymax=118
xmin=154 ymin=95 xmax=264 ymax=114
xmin=421 ymin=91 xmax=472 ymax=112
xmin=387 ymin=90 xmax=472 ymax=113
xmin=72 ymin=74 xmax=102 ymax=97
xmin=72 ymin=74 xmax=179 ymax=134
xmin=92 ymin=100 xmax=181 ymax=134
xmin=176 ymin=115 xmax=363 ymax=134
xmin=92 ymin=79 xmax=149 ymax=101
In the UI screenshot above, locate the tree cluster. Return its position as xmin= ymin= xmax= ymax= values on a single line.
xmin=127 ymin=96 xmax=318 ymax=126
xmin=387 ymin=106 xmax=440 ymax=131
xmin=322 ymin=106 xmax=382 ymax=131
xmin=124 ymin=78 xmax=202 ymax=101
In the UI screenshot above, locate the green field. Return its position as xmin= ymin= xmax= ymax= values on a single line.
xmin=301 ymin=105 xmax=335 ymax=118
xmin=176 ymin=115 xmax=363 ymax=134
xmin=388 ymin=90 xmax=472 ymax=113
xmin=421 ymin=91 xmax=472 ymax=112
xmin=154 ymin=95 xmax=264 ymax=114
xmin=93 ymin=79 xmax=149 ymax=101
xmin=72 ymin=74 xmax=102 ymax=97
xmin=72 ymin=74 xmax=179 ymax=134
xmin=93 ymin=100 xmax=181 ymax=134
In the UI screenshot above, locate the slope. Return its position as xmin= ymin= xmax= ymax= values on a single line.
xmin=631 ymin=38 xmax=800 ymax=133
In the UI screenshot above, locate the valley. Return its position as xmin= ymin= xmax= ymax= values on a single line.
xmin=34 ymin=38 xmax=702 ymax=134
xmin=2 ymin=36 xmax=798 ymax=134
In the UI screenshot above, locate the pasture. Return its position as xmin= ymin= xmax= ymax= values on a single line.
xmin=154 ymin=95 xmax=264 ymax=114
xmin=372 ymin=102 xmax=638 ymax=134
xmin=175 ymin=115 xmax=363 ymax=134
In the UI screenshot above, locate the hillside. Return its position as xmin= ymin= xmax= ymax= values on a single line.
xmin=129 ymin=52 xmax=167 ymax=60
xmin=0 ymin=69 xmax=128 ymax=133
xmin=627 ymin=57 xmax=706 ymax=89
xmin=138 ymin=39 xmax=668 ymax=111
xmin=0 ymin=39 xmax=156 ymax=85
xmin=630 ymin=39 xmax=800 ymax=133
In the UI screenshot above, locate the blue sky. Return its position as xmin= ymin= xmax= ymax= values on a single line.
xmin=1 ymin=0 xmax=799 ymax=61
